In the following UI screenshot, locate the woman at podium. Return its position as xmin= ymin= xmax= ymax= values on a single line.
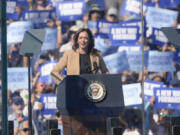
xmin=51 ymin=28 xmax=109 ymax=83
xmin=51 ymin=28 xmax=109 ymax=135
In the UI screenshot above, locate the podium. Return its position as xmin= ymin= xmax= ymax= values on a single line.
xmin=57 ymin=74 xmax=124 ymax=135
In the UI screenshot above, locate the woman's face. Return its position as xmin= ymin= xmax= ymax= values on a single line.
xmin=91 ymin=12 xmax=101 ymax=21
xmin=78 ymin=31 xmax=89 ymax=50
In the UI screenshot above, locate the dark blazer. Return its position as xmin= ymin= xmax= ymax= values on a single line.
xmin=51 ymin=48 xmax=109 ymax=84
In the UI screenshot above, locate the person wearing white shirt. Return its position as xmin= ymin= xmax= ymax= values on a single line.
xmin=59 ymin=25 xmax=80 ymax=53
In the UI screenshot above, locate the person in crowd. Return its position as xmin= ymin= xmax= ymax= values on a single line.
xmin=19 ymin=121 xmax=29 ymax=135
xmin=55 ymin=18 xmax=76 ymax=53
xmin=55 ymin=110 xmax=63 ymax=135
xmin=144 ymin=96 xmax=157 ymax=134
xmin=7 ymin=5 xmax=24 ymax=24
xmin=8 ymin=96 xmax=24 ymax=117
xmin=105 ymin=0 xmax=124 ymax=20
xmin=84 ymin=4 xmax=104 ymax=35
xmin=33 ymin=53 xmax=50 ymax=74
xmin=51 ymin=28 xmax=109 ymax=135
xmin=4 ymin=0 xmax=180 ymax=134
xmin=32 ymin=81 xmax=46 ymax=135
xmin=35 ymin=0 xmax=52 ymax=10
xmin=8 ymin=96 xmax=26 ymax=135
xmin=59 ymin=25 xmax=80 ymax=53
xmin=88 ymin=4 xmax=104 ymax=22
xmin=121 ymin=70 xmax=138 ymax=84
xmin=51 ymin=28 xmax=109 ymax=84
xmin=26 ymin=0 xmax=36 ymax=10
xmin=8 ymin=44 xmax=22 ymax=67
xmin=55 ymin=18 xmax=63 ymax=49
xmin=169 ymin=79 xmax=180 ymax=88
xmin=105 ymin=7 xmax=119 ymax=22
xmin=145 ymin=96 xmax=172 ymax=135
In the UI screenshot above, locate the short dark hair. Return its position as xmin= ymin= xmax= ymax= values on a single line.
xmin=73 ymin=28 xmax=94 ymax=54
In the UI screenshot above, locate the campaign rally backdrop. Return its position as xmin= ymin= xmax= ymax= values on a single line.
xmin=40 ymin=94 xmax=57 ymax=115
xmin=56 ymin=0 xmax=86 ymax=21
xmin=103 ymin=51 xmax=175 ymax=73
xmin=147 ymin=51 xmax=176 ymax=72
xmin=146 ymin=7 xmax=178 ymax=28
xmin=120 ymin=0 xmax=156 ymax=16
xmin=97 ymin=20 xmax=119 ymax=38
xmin=118 ymin=44 xmax=141 ymax=52
xmin=109 ymin=25 xmax=140 ymax=45
xmin=103 ymin=51 xmax=129 ymax=73
xmin=144 ymin=80 xmax=164 ymax=102
xmin=41 ymin=28 xmax=57 ymax=51
xmin=122 ymin=83 xmax=142 ymax=107
xmin=154 ymin=87 xmax=180 ymax=110
xmin=151 ymin=28 xmax=169 ymax=46
xmin=7 ymin=21 xmax=33 ymax=45
xmin=158 ymin=0 xmax=180 ymax=9
xmin=8 ymin=67 xmax=29 ymax=90
xmin=23 ymin=10 xmax=55 ymax=28
xmin=37 ymin=60 xmax=58 ymax=85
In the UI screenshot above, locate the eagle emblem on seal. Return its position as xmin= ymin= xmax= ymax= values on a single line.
xmin=85 ymin=81 xmax=106 ymax=102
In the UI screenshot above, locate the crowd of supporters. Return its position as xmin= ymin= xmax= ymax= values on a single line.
xmin=1 ymin=0 xmax=180 ymax=134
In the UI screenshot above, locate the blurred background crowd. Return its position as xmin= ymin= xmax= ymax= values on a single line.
xmin=1 ymin=0 xmax=180 ymax=134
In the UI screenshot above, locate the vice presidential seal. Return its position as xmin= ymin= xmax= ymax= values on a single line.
xmin=85 ymin=81 xmax=106 ymax=102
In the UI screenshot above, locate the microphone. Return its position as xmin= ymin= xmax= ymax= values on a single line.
xmin=85 ymin=63 xmax=92 ymax=73
xmin=93 ymin=62 xmax=98 ymax=74
xmin=87 ymin=66 xmax=92 ymax=73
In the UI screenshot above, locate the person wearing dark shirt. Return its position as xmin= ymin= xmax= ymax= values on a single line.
xmin=51 ymin=28 xmax=109 ymax=84
xmin=51 ymin=28 xmax=109 ymax=135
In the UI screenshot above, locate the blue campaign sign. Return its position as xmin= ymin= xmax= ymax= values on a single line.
xmin=147 ymin=51 xmax=176 ymax=72
xmin=103 ymin=51 xmax=129 ymax=73
xmin=6 ymin=0 xmax=17 ymax=19
xmin=120 ymin=19 xmax=146 ymax=37
xmin=41 ymin=28 xmax=57 ymax=51
xmin=40 ymin=94 xmax=57 ymax=115
xmin=144 ymin=80 xmax=164 ymax=102
xmin=159 ymin=0 xmax=180 ymax=9
xmin=154 ymin=87 xmax=180 ymax=110
xmin=120 ymin=0 xmax=141 ymax=16
xmin=56 ymin=0 xmax=86 ymax=22
xmin=103 ymin=46 xmax=119 ymax=57
xmin=8 ymin=67 xmax=29 ymax=90
xmin=48 ymin=0 xmax=82 ymax=7
xmin=23 ymin=10 xmax=55 ymax=28
xmin=48 ymin=0 xmax=64 ymax=7
xmin=95 ymin=37 xmax=119 ymax=56
xmin=122 ymin=83 xmax=142 ymax=107
xmin=97 ymin=20 xmax=118 ymax=38
xmin=7 ymin=21 xmax=33 ymax=45
xmin=94 ymin=37 xmax=110 ymax=55
xmin=126 ymin=50 xmax=148 ymax=72
xmin=6 ymin=0 xmax=26 ymax=21
xmin=109 ymin=25 xmax=140 ymax=45
xmin=120 ymin=0 xmax=155 ymax=16
xmin=7 ymin=12 xmax=24 ymax=21
xmin=151 ymin=28 xmax=169 ymax=46
xmin=37 ymin=60 xmax=58 ymax=85
xmin=16 ymin=0 xmax=28 ymax=8
xmin=146 ymin=7 xmax=178 ymax=28
xmin=118 ymin=44 xmax=141 ymax=52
